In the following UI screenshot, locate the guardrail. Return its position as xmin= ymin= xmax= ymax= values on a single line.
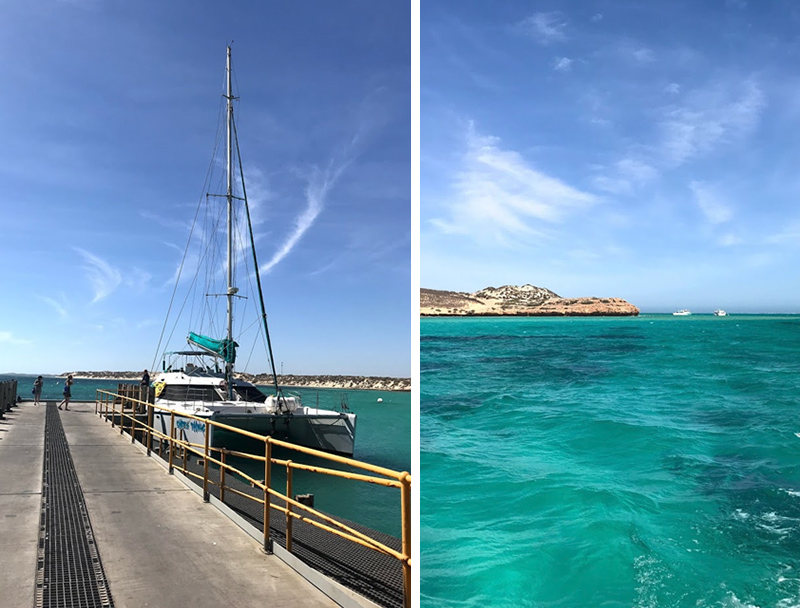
xmin=95 ymin=388 xmax=412 ymax=608
xmin=0 ymin=379 xmax=17 ymax=419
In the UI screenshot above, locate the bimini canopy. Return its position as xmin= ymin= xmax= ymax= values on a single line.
xmin=187 ymin=332 xmax=238 ymax=364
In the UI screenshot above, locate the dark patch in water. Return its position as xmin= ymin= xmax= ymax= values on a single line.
xmin=421 ymin=395 xmax=487 ymax=419
xmin=594 ymin=331 xmax=647 ymax=341
xmin=695 ymin=408 xmax=760 ymax=430
xmin=667 ymin=451 xmax=800 ymax=555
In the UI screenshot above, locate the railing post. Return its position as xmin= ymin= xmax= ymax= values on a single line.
xmin=146 ymin=403 xmax=153 ymax=456
xmin=203 ymin=420 xmax=210 ymax=502
xmin=401 ymin=472 xmax=411 ymax=608
xmin=130 ymin=399 xmax=137 ymax=443
xmin=286 ymin=462 xmax=293 ymax=553
xmin=169 ymin=412 xmax=175 ymax=474
xmin=263 ymin=439 xmax=272 ymax=553
xmin=220 ymin=450 xmax=226 ymax=503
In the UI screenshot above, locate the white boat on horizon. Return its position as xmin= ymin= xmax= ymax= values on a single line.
xmin=713 ymin=310 xmax=728 ymax=317
xmin=673 ymin=309 xmax=692 ymax=316
xmin=149 ymin=47 xmax=356 ymax=456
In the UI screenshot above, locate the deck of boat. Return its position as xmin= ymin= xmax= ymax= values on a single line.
xmin=0 ymin=400 xmax=401 ymax=608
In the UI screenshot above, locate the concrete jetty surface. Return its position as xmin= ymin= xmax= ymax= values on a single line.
xmin=0 ymin=401 xmax=337 ymax=608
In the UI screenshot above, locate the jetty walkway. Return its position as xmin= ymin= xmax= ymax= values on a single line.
xmin=0 ymin=400 xmax=385 ymax=608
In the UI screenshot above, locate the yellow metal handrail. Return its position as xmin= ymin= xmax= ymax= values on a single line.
xmin=95 ymin=388 xmax=412 ymax=608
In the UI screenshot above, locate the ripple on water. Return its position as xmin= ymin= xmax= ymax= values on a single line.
xmin=422 ymin=316 xmax=800 ymax=607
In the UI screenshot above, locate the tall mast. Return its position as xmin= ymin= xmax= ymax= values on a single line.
xmin=225 ymin=46 xmax=235 ymax=398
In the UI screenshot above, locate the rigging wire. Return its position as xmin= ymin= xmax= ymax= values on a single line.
xmin=151 ymin=91 xmax=226 ymax=371
xmin=154 ymin=53 xmax=278 ymax=388
xmin=232 ymin=111 xmax=282 ymax=396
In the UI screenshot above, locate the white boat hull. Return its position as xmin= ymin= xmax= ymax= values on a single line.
xmin=152 ymin=404 xmax=357 ymax=456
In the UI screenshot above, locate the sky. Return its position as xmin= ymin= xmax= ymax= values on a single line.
xmin=421 ymin=0 xmax=800 ymax=314
xmin=0 ymin=0 xmax=410 ymax=377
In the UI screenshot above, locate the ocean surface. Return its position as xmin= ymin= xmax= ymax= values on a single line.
xmin=1 ymin=375 xmax=409 ymax=537
xmin=421 ymin=315 xmax=800 ymax=608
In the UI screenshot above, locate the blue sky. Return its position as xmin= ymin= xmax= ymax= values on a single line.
xmin=0 ymin=0 xmax=410 ymax=376
xmin=422 ymin=0 xmax=800 ymax=313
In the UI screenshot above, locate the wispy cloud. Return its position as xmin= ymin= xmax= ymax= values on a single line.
xmin=520 ymin=12 xmax=567 ymax=45
xmin=161 ymin=242 xmax=200 ymax=289
xmin=40 ymin=295 xmax=69 ymax=319
xmin=241 ymin=166 xmax=272 ymax=228
xmin=258 ymin=150 xmax=353 ymax=275
xmin=581 ymin=90 xmax=612 ymax=127
xmin=140 ymin=210 xmax=193 ymax=232
xmin=618 ymin=42 xmax=655 ymax=64
xmin=718 ymin=233 xmax=743 ymax=246
xmin=690 ymin=181 xmax=733 ymax=224
xmin=125 ymin=267 xmax=153 ymax=293
xmin=553 ymin=57 xmax=573 ymax=72
xmin=431 ymin=29 xmax=503 ymax=92
xmin=257 ymin=87 xmax=387 ymax=275
xmin=594 ymin=79 xmax=764 ymax=195
xmin=659 ymin=80 xmax=765 ymax=166
xmin=593 ymin=157 xmax=658 ymax=194
xmin=263 ymin=162 xmax=347 ymax=274
xmin=766 ymin=221 xmax=800 ymax=245
xmin=430 ymin=123 xmax=597 ymax=242
xmin=0 ymin=331 xmax=30 ymax=345
xmin=75 ymin=248 xmax=122 ymax=303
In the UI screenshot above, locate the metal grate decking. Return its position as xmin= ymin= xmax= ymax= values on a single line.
xmin=188 ymin=457 xmax=403 ymax=608
xmin=36 ymin=404 xmax=114 ymax=608
xmin=137 ymin=425 xmax=404 ymax=608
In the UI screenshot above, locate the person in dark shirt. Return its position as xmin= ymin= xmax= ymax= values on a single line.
xmin=58 ymin=375 xmax=73 ymax=410
xmin=33 ymin=376 xmax=43 ymax=405
xmin=140 ymin=370 xmax=151 ymax=407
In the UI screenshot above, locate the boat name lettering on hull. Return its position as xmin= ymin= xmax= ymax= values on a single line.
xmin=175 ymin=419 xmax=206 ymax=433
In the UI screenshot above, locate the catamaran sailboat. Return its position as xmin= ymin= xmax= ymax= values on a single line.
xmin=150 ymin=47 xmax=356 ymax=455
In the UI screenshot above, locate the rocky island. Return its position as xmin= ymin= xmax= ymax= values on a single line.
xmin=421 ymin=285 xmax=639 ymax=317
xmin=65 ymin=371 xmax=410 ymax=392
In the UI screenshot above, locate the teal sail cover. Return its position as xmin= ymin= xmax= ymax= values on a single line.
xmin=187 ymin=332 xmax=238 ymax=364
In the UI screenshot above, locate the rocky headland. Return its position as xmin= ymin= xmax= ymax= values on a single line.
xmin=65 ymin=371 xmax=410 ymax=392
xmin=421 ymin=285 xmax=639 ymax=317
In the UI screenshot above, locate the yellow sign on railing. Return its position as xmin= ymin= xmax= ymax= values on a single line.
xmin=95 ymin=388 xmax=412 ymax=608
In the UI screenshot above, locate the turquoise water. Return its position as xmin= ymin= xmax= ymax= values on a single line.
xmin=421 ymin=315 xmax=800 ymax=607
xmin=2 ymin=375 xmax=409 ymax=537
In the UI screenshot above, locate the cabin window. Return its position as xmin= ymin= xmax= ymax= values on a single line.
xmin=233 ymin=385 xmax=267 ymax=402
xmin=160 ymin=384 xmax=225 ymax=402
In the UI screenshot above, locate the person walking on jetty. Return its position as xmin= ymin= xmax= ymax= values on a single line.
xmin=140 ymin=369 xmax=150 ymax=411
xmin=33 ymin=375 xmax=43 ymax=405
xmin=58 ymin=374 xmax=73 ymax=410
